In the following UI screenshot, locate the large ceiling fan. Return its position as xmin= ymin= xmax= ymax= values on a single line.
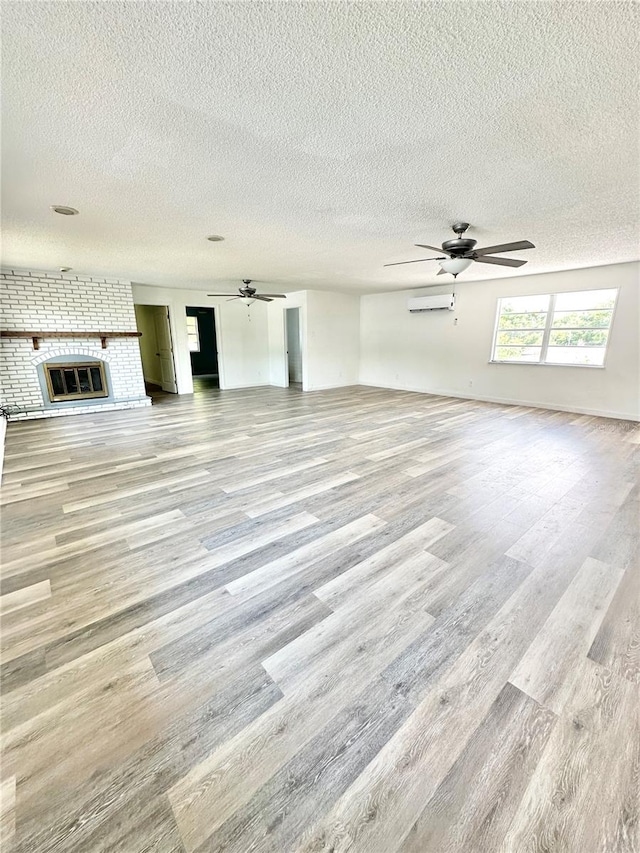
xmin=207 ymin=279 xmax=287 ymax=303
xmin=384 ymin=223 xmax=535 ymax=278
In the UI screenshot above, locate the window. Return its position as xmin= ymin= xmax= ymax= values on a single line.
xmin=186 ymin=315 xmax=200 ymax=352
xmin=491 ymin=288 xmax=618 ymax=367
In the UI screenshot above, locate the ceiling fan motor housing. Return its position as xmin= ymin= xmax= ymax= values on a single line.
xmin=442 ymin=237 xmax=477 ymax=256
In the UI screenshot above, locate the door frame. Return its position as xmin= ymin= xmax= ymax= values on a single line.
xmin=185 ymin=305 xmax=221 ymax=381
xmin=134 ymin=295 xmax=226 ymax=394
xmin=284 ymin=306 xmax=303 ymax=389
xmin=134 ymin=303 xmax=178 ymax=393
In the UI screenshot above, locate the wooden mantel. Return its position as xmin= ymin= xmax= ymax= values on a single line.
xmin=0 ymin=331 xmax=142 ymax=350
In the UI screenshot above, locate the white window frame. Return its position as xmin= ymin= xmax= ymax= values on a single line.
xmin=186 ymin=315 xmax=200 ymax=353
xmin=490 ymin=289 xmax=618 ymax=368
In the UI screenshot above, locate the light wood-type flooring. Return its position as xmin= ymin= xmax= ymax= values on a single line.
xmin=1 ymin=385 xmax=638 ymax=853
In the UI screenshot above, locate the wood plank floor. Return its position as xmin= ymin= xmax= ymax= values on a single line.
xmin=1 ymin=385 xmax=638 ymax=853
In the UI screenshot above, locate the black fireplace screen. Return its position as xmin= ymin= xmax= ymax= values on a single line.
xmin=44 ymin=362 xmax=108 ymax=402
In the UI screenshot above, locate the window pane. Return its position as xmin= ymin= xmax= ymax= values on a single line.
xmin=498 ymin=311 xmax=547 ymax=330
xmin=493 ymin=346 xmax=542 ymax=362
xmin=50 ymin=368 xmax=64 ymax=396
xmin=499 ymin=294 xmax=550 ymax=314
xmin=493 ymin=295 xmax=549 ymax=362
xmin=554 ymin=289 xmax=617 ymax=311
xmin=77 ymin=368 xmax=91 ymax=392
xmin=186 ymin=316 xmax=200 ymax=352
xmin=90 ymin=366 xmax=103 ymax=391
xmin=549 ymin=330 xmax=609 ymax=347
xmin=552 ymin=309 xmax=613 ymax=329
xmin=546 ymin=347 xmax=607 ymax=366
xmin=63 ymin=369 xmax=78 ymax=393
xmin=497 ymin=330 xmax=544 ymax=347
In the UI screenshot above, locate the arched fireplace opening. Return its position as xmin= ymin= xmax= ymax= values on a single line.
xmin=35 ymin=354 xmax=115 ymax=409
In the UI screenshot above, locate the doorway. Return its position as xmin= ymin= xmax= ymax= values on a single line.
xmin=186 ymin=307 xmax=219 ymax=391
xmin=285 ymin=307 xmax=303 ymax=388
xmin=134 ymin=304 xmax=177 ymax=393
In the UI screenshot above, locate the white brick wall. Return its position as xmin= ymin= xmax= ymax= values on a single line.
xmin=1 ymin=269 xmax=150 ymax=419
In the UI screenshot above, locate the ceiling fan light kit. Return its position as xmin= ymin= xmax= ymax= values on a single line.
xmin=385 ymin=222 xmax=535 ymax=278
xmin=438 ymin=257 xmax=473 ymax=277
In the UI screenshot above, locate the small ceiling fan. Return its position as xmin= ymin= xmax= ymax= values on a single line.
xmin=207 ymin=280 xmax=287 ymax=303
xmin=384 ymin=223 xmax=535 ymax=278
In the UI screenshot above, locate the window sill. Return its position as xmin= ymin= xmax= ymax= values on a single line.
xmin=489 ymin=360 xmax=605 ymax=369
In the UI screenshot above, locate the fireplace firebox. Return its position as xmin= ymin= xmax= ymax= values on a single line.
xmin=44 ymin=362 xmax=108 ymax=402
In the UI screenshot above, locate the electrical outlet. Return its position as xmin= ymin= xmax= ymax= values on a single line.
xmin=468 ymin=380 xmax=473 ymax=387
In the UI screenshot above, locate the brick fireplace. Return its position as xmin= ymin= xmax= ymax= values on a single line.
xmin=0 ymin=269 xmax=151 ymax=420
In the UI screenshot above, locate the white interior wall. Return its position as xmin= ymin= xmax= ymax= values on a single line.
xmin=132 ymin=285 xmax=361 ymax=394
xmin=305 ymin=290 xmax=360 ymax=391
xmin=133 ymin=284 xmax=360 ymax=394
xmin=131 ymin=264 xmax=638 ymax=420
xmin=266 ymin=290 xmax=360 ymax=391
xmin=131 ymin=284 xmax=271 ymax=393
xmin=360 ymin=261 xmax=640 ymax=420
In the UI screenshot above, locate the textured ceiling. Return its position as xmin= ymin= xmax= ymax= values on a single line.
xmin=2 ymin=1 xmax=638 ymax=294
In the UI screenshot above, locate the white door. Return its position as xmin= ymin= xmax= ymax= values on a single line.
xmin=154 ymin=307 xmax=177 ymax=393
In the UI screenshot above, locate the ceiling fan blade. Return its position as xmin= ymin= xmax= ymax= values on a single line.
xmin=414 ymin=244 xmax=446 ymax=253
xmin=474 ymin=240 xmax=535 ymax=257
xmin=474 ymin=256 xmax=528 ymax=267
xmin=384 ymin=257 xmax=444 ymax=267
xmin=253 ymin=295 xmax=273 ymax=302
xmin=437 ymin=267 xmax=447 ymax=275
xmin=207 ymin=293 xmax=240 ymax=297
xmin=258 ymin=293 xmax=287 ymax=298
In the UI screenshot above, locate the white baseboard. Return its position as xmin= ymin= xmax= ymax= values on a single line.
xmin=219 ymin=382 xmax=271 ymax=391
xmin=358 ymin=381 xmax=640 ymax=422
xmin=304 ymin=382 xmax=360 ymax=392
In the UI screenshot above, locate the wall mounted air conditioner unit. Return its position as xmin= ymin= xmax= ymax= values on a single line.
xmin=408 ymin=294 xmax=455 ymax=312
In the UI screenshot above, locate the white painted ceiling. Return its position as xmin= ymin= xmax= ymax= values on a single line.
xmin=2 ymin=1 xmax=638 ymax=294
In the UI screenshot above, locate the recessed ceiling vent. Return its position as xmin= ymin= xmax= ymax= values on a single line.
xmin=51 ymin=206 xmax=79 ymax=216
